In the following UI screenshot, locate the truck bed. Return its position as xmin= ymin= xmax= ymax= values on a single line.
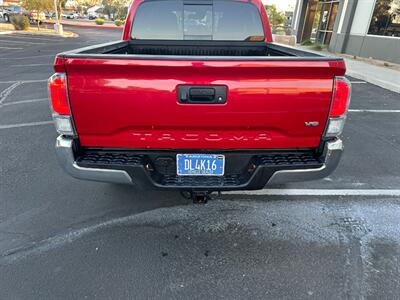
xmin=60 ymin=40 xmax=338 ymax=60
xmin=56 ymin=42 xmax=345 ymax=150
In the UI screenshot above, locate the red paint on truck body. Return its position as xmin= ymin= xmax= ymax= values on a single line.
xmin=65 ymin=59 xmax=345 ymax=149
xmin=58 ymin=0 xmax=347 ymax=150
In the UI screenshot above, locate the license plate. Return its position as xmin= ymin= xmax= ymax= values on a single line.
xmin=177 ymin=154 xmax=225 ymax=176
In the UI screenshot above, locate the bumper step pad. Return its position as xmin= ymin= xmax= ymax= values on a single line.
xmin=76 ymin=150 xmax=323 ymax=189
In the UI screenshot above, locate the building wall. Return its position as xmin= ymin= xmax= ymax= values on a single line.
xmin=350 ymin=0 xmax=375 ymax=35
xmin=293 ymin=0 xmax=310 ymax=42
xmin=329 ymin=0 xmax=400 ymax=64
xmin=293 ymin=0 xmax=400 ymax=63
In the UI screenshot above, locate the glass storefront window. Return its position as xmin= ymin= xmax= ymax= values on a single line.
xmin=368 ymin=0 xmax=400 ymax=37
xmin=327 ymin=3 xmax=338 ymax=31
xmin=319 ymin=4 xmax=330 ymax=31
xmin=300 ymin=0 xmax=339 ymax=44
xmin=315 ymin=0 xmax=339 ymax=44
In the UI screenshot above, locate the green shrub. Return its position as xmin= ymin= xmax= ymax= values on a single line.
xmin=114 ymin=19 xmax=124 ymax=26
xmin=95 ymin=18 xmax=105 ymax=25
xmin=384 ymin=62 xmax=390 ymax=67
xmin=301 ymin=39 xmax=313 ymax=46
xmin=11 ymin=15 xmax=30 ymax=31
xmin=311 ymin=43 xmax=325 ymax=51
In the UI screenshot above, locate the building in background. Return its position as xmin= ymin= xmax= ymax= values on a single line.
xmin=0 ymin=0 xmax=20 ymax=6
xmin=293 ymin=0 xmax=400 ymax=63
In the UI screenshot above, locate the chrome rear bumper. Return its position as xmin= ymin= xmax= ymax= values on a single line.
xmin=55 ymin=136 xmax=343 ymax=189
xmin=55 ymin=136 xmax=132 ymax=184
xmin=267 ymin=139 xmax=343 ymax=184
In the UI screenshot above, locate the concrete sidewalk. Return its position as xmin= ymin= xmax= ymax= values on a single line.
xmin=344 ymin=58 xmax=400 ymax=93
xmin=295 ymin=44 xmax=399 ymax=93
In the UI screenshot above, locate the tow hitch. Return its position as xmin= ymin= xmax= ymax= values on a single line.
xmin=181 ymin=191 xmax=220 ymax=204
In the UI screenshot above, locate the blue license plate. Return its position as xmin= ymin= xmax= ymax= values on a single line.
xmin=177 ymin=154 xmax=225 ymax=176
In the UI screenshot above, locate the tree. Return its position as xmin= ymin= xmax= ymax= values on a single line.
xmin=76 ymin=0 xmax=101 ymax=14
xmin=21 ymin=0 xmax=53 ymax=30
xmin=77 ymin=0 xmax=101 ymax=7
xmin=102 ymin=0 xmax=129 ymax=20
xmin=56 ymin=0 xmax=68 ymax=22
xmin=264 ymin=4 xmax=286 ymax=33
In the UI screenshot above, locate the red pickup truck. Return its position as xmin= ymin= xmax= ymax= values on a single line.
xmin=49 ymin=0 xmax=351 ymax=197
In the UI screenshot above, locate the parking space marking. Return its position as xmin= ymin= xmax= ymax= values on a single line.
xmin=0 ymin=121 xmax=53 ymax=130
xmin=226 ymin=189 xmax=400 ymax=196
xmin=1 ymin=98 xmax=48 ymax=107
xmin=349 ymin=109 xmax=400 ymax=113
xmin=0 ymin=82 xmax=22 ymax=104
xmin=11 ymin=64 xmax=50 ymax=67
xmin=349 ymin=81 xmax=367 ymax=84
xmin=0 ymin=46 xmax=23 ymax=50
xmin=0 ymin=79 xmax=47 ymax=84
xmin=0 ymin=54 xmax=54 ymax=60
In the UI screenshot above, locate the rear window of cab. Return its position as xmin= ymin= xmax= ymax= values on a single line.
xmin=131 ymin=0 xmax=265 ymax=41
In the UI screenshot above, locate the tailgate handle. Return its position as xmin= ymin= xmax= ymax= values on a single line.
xmin=189 ymin=88 xmax=215 ymax=102
xmin=178 ymin=86 xmax=227 ymax=104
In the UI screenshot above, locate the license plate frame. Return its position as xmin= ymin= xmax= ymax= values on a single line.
xmin=176 ymin=154 xmax=225 ymax=176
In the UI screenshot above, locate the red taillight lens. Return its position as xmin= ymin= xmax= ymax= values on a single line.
xmin=48 ymin=73 xmax=70 ymax=115
xmin=330 ymin=77 xmax=351 ymax=117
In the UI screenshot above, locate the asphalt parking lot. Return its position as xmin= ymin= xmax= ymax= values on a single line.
xmin=1 ymin=27 xmax=400 ymax=299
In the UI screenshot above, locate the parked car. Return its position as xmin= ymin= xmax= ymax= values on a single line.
xmin=43 ymin=11 xmax=53 ymax=19
xmin=28 ymin=11 xmax=46 ymax=23
xmin=62 ymin=12 xmax=78 ymax=19
xmin=2 ymin=5 xmax=25 ymax=23
xmin=0 ymin=7 xmax=6 ymax=20
xmin=88 ymin=12 xmax=100 ymax=20
xmin=48 ymin=0 xmax=351 ymax=200
xmin=76 ymin=13 xmax=85 ymax=19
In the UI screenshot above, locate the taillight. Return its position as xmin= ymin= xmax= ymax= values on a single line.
xmin=330 ymin=77 xmax=351 ymax=117
xmin=48 ymin=73 xmax=70 ymax=115
xmin=326 ymin=77 xmax=351 ymax=137
xmin=48 ymin=73 xmax=75 ymax=136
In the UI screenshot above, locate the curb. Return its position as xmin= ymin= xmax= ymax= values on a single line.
xmin=44 ymin=21 xmax=123 ymax=30
xmin=0 ymin=29 xmax=78 ymax=38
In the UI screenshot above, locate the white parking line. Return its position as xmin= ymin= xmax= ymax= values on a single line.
xmin=0 ymin=121 xmax=53 ymax=130
xmin=0 ymin=46 xmax=23 ymax=50
xmin=0 ymin=82 xmax=22 ymax=104
xmin=349 ymin=109 xmax=400 ymax=113
xmin=1 ymin=98 xmax=48 ymax=107
xmin=0 ymin=54 xmax=54 ymax=60
xmin=349 ymin=81 xmax=367 ymax=84
xmin=11 ymin=64 xmax=49 ymax=67
xmin=0 ymin=79 xmax=47 ymax=84
xmin=226 ymin=189 xmax=400 ymax=197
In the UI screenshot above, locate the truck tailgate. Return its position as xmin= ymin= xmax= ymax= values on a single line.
xmin=64 ymin=58 xmax=345 ymax=149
